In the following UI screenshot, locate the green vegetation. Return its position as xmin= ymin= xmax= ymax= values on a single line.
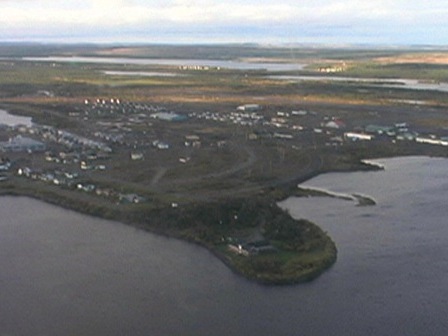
xmin=344 ymin=62 xmax=448 ymax=82
xmin=1 ymin=179 xmax=337 ymax=284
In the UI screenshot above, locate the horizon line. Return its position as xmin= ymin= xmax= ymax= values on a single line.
xmin=1 ymin=40 xmax=448 ymax=50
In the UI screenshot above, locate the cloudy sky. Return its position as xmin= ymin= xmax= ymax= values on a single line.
xmin=1 ymin=0 xmax=447 ymax=45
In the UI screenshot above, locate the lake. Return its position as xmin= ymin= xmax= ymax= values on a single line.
xmin=102 ymin=70 xmax=186 ymax=77
xmin=21 ymin=56 xmax=305 ymax=72
xmin=1 ymin=156 xmax=447 ymax=335
xmin=270 ymin=75 xmax=448 ymax=93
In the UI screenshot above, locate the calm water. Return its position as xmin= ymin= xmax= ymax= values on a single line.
xmin=1 ymin=157 xmax=447 ymax=335
xmin=103 ymin=70 xmax=186 ymax=77
xmin=0 ymin=109 xmax=32 ymax=127
xmin=270 ymin=75 xmax=448 ymax=93
xmin=21 ymin=56 xmax=305 ymax=72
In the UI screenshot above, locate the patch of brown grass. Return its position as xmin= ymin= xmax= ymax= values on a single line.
xmin=375 ymin=53 xmax=448 ymax=65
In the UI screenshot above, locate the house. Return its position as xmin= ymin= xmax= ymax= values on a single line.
xmin=152 ymin=140 xmax=170 ymax=150
xmin=277 ymin=111 xmax=289 ymax=117
xmin=396 ymin=132 xmax=417 ymax=141
xmin=416 ymin=137 xmax=448 ymax=146
xmin=318 ymin=64 xmax=345 ymax=73
xmin=292 ymin=125 xmax=304 ymax=131
xmin=365 ymin=125 xmax=394 ymax=135
xmin=228 ymin=240 xmax=276 ymax=256
xmin=324 ymin=120 xmax=346 ymax=129
xmin=77 ymin=183 xmax=95 ymax=192
xmin=131 ymin=152 xmax=144 ymax=160
xmin=0 ymin=158 xmax=11 ymax=171
xmin=17 ymin=167 xmax=32 ymax=177
xmin=291 ymin=110 xmax=308 ymax=116
xmin=157 ymin=142 xmax=170 ymax=150
xmin=228 ymin=243 xmax=250 ymax=257
xmin=236 ymin=104 xmax=261 ymax=112
xmin=150 ymin=112 xmax=187 ymax=122
xmin=248 ymin=133 xmax=258 ymax=140
xmin=344 ymin=132 xmax=374 ymax=141
xmin=185 ymin=135 xmax=200 ymax=141
xmin=274 ymin=132 xmax=293 ymax=140
xmin=119 ymin=193 xmax=146 ymax=204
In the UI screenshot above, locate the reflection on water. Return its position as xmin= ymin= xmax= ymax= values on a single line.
xmin=1 ymin=157 xmax=448 ymax=335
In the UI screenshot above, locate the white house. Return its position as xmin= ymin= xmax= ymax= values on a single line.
xmin=344 ymin=132 xmax=374 ymax=141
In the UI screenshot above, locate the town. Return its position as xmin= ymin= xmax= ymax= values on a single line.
xmin=1 ymin=94 xmax=447 ymax=209
xmin=1 ymin=44 xmax=448 ymax=284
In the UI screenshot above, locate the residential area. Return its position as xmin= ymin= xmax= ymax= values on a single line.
xmin=1 ymin=96 xmax=447 ymax=206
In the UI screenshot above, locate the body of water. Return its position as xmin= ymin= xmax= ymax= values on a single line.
xmin=1 ymin=157 xmax=447 ymax=335
xmin=0 ymin=109 xmax=33 ymax=127
xmin=103 ymin=70 xmax=186 ymax=77
xmin=21 ymin=56 xmax=305 ymax=72
xmin=270 ymin=75 xmax=448 ymax=93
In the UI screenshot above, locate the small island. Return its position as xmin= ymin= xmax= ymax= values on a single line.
xmin=1 ymin=44 xmax=448 ymax=284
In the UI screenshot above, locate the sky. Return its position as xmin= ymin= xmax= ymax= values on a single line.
xmin=0 ymin=0 xmax=447 ymax=45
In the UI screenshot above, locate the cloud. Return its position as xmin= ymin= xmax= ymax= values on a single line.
xmin=0 ymin=0 xmax=447 ymax=44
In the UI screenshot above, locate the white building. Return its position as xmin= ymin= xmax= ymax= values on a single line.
xmin=344 ymin=132 xmax=374 ymax=141
xmin=236 ymin=104 xmax=261 ymax=112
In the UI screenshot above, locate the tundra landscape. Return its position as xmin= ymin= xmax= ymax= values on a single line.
xmin=1 ymin=44 xmax=448 ymax=284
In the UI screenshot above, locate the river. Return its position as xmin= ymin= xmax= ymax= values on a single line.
xmin=1 ymin=156 xmax=447 ymax=335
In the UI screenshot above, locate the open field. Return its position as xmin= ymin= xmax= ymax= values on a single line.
xmin=1 ymin=44 xmax=448 ymax=284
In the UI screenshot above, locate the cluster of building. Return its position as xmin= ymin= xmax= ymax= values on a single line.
xmin=17 ymin=166 xmax=79 ymax=188
xmin=84 ymin=98 xmax=170 ymax=117
xmin=0 ymin=135 xmax=46 ymax=153
xmin=193 ymin=103 xmax=448 ymax=150
xmin=4 ymin=124 xmax=112 ymax=154
xmin=317 ymin=65 xmax=346 ymax=73
xmin=51 ymin=129 xmax=111 ymax=153
xmin=152 ymin=140 xmax=170 ymax=150
xmin=16 ymin=165 xmax=146 ymax=204
xmin=178 ymin=65 xmax=218 ymax=71
xmin=150 ymin=112 xmax=187 ymax=122
xmin=344 ymin=122 xmax=448 ymax=146
xmin=4 ymin=93 xmax=448 ymax=212
xmin=189 ymin=109 xmax=265 ymax=126
xmin=415 ymin=136 xmax=448 ymax=146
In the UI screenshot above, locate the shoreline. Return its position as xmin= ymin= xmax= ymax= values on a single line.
xmin=0 ymin=155 xmax=445 ymax=285
xmin=0 ymin=189 xmax=338 ymax=285
xmin=0 ymin=172 xmax=341 ymax=285
xmin=297 ymin=186 xmax=377 ymax=206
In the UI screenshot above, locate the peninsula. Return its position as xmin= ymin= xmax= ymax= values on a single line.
xmin=1 ymin=44 xmax=447 ymax=284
